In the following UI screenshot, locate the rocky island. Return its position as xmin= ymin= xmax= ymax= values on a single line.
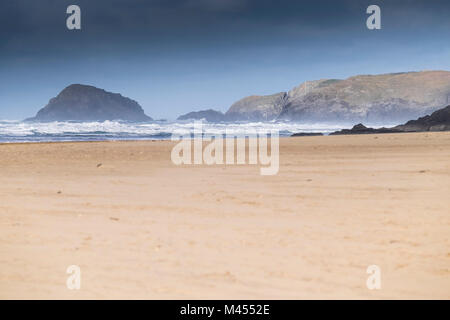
xmin=26 ymin=84 xmax=153 ymax=122
xmin=177 ymin=109 xmax=226 ymax=122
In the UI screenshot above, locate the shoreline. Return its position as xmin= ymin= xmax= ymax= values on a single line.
xmin=0 ymin=129 xmax=439 ymax=146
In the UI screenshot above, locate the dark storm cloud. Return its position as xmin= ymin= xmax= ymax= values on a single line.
xmin=0 ymin=0 xmax=361 ymax=34
xmin=2 ymin=0 xmax=449 ymax=48
xmin=1 ymin=0 xmax=449 ymax=61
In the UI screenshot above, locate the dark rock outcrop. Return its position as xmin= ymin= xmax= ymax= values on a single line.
xmin=394 ymin=105 xmax=450 ymax=132
xmin=330 ymin=123 xmax=401 ymax=135
xmin=27 ymin=84 xmax=152 ymax=122
xmin=329 ymin=105 xmax=450 ymax=135
xmin=177 ymin=109 xmax=226 ymax=122
xmin=291 ymin=132 xmax=324 ymax=137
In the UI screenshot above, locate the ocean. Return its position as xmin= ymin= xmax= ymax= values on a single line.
xmin=0 ymin=120 xmax=348 ymax=143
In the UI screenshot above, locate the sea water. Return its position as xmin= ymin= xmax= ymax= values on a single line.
xmin=0 ymin=120 xmax=348 ymax=143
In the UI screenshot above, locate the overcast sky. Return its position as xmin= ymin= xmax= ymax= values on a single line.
xmin=1 ymin=0 xmax=449 ymax=120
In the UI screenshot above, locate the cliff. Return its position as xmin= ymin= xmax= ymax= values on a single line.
xmin=224 ymin=71 xmax=450 ymax=123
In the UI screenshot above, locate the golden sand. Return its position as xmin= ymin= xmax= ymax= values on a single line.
xmin=1 ymin=132 xmax=449 ymax=299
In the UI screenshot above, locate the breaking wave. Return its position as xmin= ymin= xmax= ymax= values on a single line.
xmin=0 ymin=120 xmax=346 ymax=143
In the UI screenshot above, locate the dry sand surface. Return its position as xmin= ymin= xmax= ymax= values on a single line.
xmin=1 ymin=132 xmax=449 ymax=299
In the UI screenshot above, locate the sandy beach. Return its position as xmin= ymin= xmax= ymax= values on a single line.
xmin=1 ymin=132 xmax=449 ymax=299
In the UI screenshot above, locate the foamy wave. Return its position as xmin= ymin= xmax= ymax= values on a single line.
xmin=0 ymin=120 xmax=346 ymax=143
